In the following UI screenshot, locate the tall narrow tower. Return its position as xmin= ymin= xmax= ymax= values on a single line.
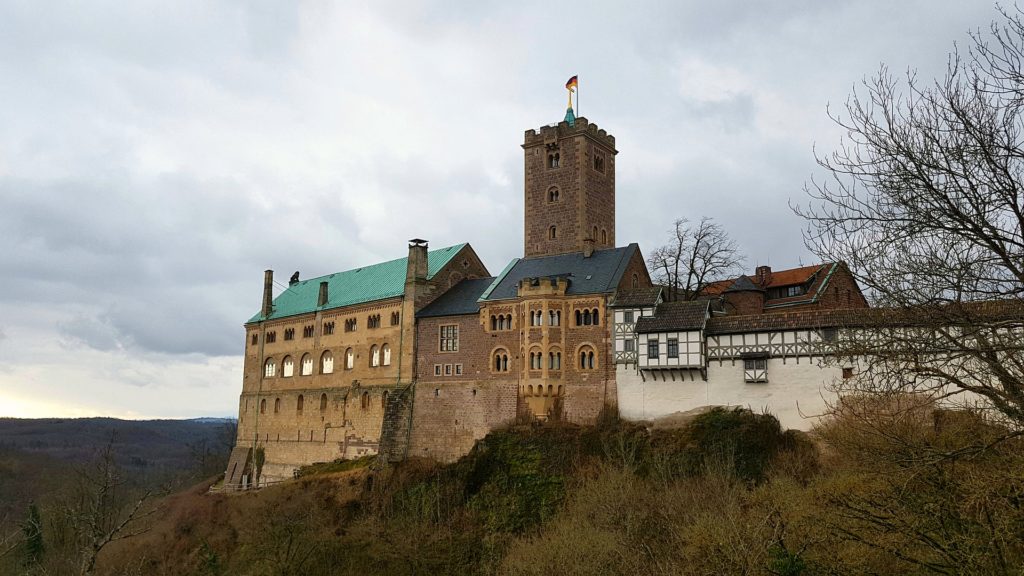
xmin=522 ymin=116 xmax=617 ymax=258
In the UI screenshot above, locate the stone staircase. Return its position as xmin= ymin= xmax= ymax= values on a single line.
xmin=377 ymin=384 xmax=415 ymax=463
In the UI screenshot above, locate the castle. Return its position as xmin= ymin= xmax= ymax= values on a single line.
xmin=224 ymin=109 xmax=870 ymax=486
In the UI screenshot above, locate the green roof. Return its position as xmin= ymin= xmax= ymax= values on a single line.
xmin=248 ymin=243 xmax=468 ymax=323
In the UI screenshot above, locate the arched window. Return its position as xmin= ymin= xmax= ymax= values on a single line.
xmin=300 ymin=353 xmax=313 ymax=376
xmin=592 ymin=308 xmax=600 ymax=326
xmin=557 ymin=385 xmax=563 ymax=396
xmin=579 ymin=345 xmax=596 ymax=370
xmin=274 ymin=397 xmax=281 ymax=413
xmin=549 ymin=310 xmax=561 ymax=326
xmin=361 ymin=391 xmax=370 ymax=410
xmin=575 ymin=310 xmax=582 ymax=326
xmin=631 ymin=273 xmax=639 ymax=289
xmin=528 ymin=384 xmax=534 ymax=396
xmin=493 ymin=349 xmax=510 ymax=373
xmin=548 ymin=187 xmax=560 ymax=202
xmin=370 ymin=345 xmax=380 ymax=367
xmin=547 ymin=385 xmax=553 ymax=396
xmin=319 ymin=393 xmax=327 ymax=412
xmin=264 ymin=358 xmax=276 ymax=378
xmin=382 ymin=344 xmax=391 ymax=366
xmin=296 ymin=394 xmax=304 ymax=414
xmin=382 ymin=390 xmax=389 ymax=410
xmin=529 ymin=349 xmax=542 ymax=370
xmin=548 ymin=152 xmax=560 ymax=168
xmin=549 ymin=350 xmax=562 ymax=370
xmin=593 ymin=226 xmax=598 ymax=241
xmin=345 ymin=348 xmax=354 ymax=370
xmin=601 ymin=229 xmax=607 ymax=244
xmin=282 ymin=356 xmax=294 ymax=378
xmin=490 ymin=315 xmax=497 ymax=330
xmin=260 ymin=399 xmax=266 ymax=414
xmin=321 ymin=351 xmax=334 ymax=374
xmin=549 ymin=226 xmax=557 ymax=240
xmin=583 ymin=309 xmax=592 ymax=326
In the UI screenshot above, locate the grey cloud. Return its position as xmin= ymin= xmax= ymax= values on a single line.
xmin=0 ymin=0 xmax=1002 ymax=417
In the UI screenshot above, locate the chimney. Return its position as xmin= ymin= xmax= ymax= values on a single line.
xmin=582 ymin=238 xmax=595 ymax=258
xmin=318 ymin=281 xmax=329 ymax=306
xmin=406 ymin=238 xmax=429 ymax=283
xmin=262 ymin=270 xmax=274 ymax=318
xmin=755 ymin=265 xmax=772 ymax=287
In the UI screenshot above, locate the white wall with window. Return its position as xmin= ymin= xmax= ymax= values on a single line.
xmin=637 ymin=330 xmax=704 ymax=368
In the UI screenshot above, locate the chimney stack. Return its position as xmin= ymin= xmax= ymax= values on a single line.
xmin=262 ymin=270 xmax=274 ymax=318
xmin=582 ymin=238 xmax=595 ymax=258
xmin=755 ymin=265 xmax=772 ymax=287
xmin=318 ymin=281 xmax=329 ymax=307
xmin=406 ymin=239 xmax=429 ymax=284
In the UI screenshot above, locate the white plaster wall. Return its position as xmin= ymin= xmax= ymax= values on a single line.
xmin=617 ymin=358 xmax=843 ymax=430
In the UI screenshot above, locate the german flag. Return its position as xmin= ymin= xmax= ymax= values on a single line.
xmin=565 ymin=75 xmax=578 ymax=91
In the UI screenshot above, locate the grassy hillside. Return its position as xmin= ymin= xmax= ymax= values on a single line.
xmin=8 ymin=405 xmax=1023 ymax=575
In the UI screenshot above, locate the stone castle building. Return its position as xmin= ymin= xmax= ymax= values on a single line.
xmin=225 ymin=109 xmax=871 ymax=486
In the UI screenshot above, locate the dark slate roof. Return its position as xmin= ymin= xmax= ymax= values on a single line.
xmin=610 ymin=287 xmax=663 ymax=308
xmin=635 ymin=300 xmax=711 ymax=333
xmin=417 ymin=277 xmax=495 ymax=318
xmin=723 ymin=276 xmax=763 ymax=293
xmin=705 ymin=300 xmax=1024 ymax=334
xmin=480 ymin=244 xmax=640 ymax=302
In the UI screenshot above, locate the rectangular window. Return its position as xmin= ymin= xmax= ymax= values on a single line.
xmin=624 ymin=339 xmax=635 ymax=353
xmin=251 ymin=334 xmax=258 ymax=345
xmin=842 ymin=367 xmax=854 ymax=379
xmin=284 ymin=328 xmax=294 ymax=341
xmin=439 ymin=325 xmax=459 ymax=352
xmin=303 ymin=325 xmax=314 ymax=338
xmin=444 ymin=364 xmax=453 ymax=376
xmin=667 ymin=338 xmax=679 ymax=358
xmin=455 ymin=364 xmax=463 ymax=375
xmin=822 ymin=328 xmax=837 ymax=342
xmin=787 ymin=285 xmax=804 ymax=297
xmin=743 ymin=357 xmax=768 ymax=383
xmin=434 ymin=364 xmax=442 ymax=376
xmin=624 ymin=310 xmax=634 ymax=323
xmin=647 ymin=340 xmax=659 ymax=359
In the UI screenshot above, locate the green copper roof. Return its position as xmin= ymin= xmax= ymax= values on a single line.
xmin=564 ymin=106 xmax=576 ymax=127
xmin=248 ymin=243 xmax=468 ymax=323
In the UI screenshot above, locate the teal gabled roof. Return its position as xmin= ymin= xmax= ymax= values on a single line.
xmin=248 ymin=243 xmax=467 ymax=323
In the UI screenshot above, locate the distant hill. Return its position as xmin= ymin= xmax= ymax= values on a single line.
xmin=0 ymin=417 xmax=236 ymax=522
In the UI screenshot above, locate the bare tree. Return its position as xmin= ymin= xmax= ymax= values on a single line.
xmin=58 ymin=437 xmax=161 ymax=575
xmin=647 ymin=217 xmax=745 ymax=302
xmin=795 ymin=7 xmax=1024 ymax=426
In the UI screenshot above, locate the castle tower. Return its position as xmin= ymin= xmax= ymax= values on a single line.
xmin=522 ymin=115 xmax=617 ymax=258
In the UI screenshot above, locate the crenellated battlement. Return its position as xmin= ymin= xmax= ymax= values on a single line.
xmin=523 ymin=117 xmax=616 ymax=151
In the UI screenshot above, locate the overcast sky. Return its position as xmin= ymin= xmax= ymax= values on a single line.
xmin=0 ymin=0 xmax=998 ymax=419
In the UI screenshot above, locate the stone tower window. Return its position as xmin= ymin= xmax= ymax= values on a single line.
xmin=548 ymin=152 xmax=560 ymax=169
xmin=260 ymin=398 xmax=266 ymax=414
xmin=370 ymin=345 xmax=380 ymax=367
xmin=319 ymin=393 xmax=327 ymax=412
xmin=601 ymin=229 xmax=607 ymax=244
xmin=282 ymin=356 xmax=294 ymax=378
xmin=345 ymin=348 xmax=354 ymax=370
xmin=382 ymin=344 xmax=392 ymax=366
xmin=593 ymin=226 xmax=599 ymax=241
xmin=549 ymin=226 xmax=557 ymax=240
xmin=593 ymin=153 xmax=605 ymax=173
xmin=296 ymin=394 xmax=304 ymax=414
xmin=548 ymin=187 xmax=560 ymax=203
xmin=360 ymin=391 xmax=370 ymax=410
xmin=274 ymin=398 xmax=281 ymax=413
xmin=300 ymin=353 xmax=312 ymax=376
xmin=493 ymin=349 xmax=510 ymax=372
xmin=263 ymin=358 xmax=276 ymax=378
